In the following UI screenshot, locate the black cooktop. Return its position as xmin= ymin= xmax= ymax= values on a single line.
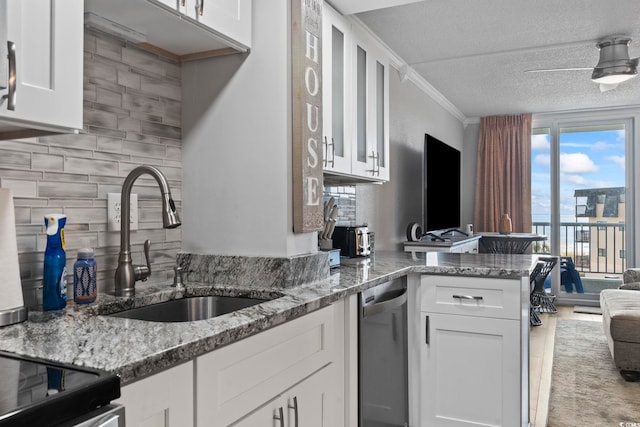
xmin=0 ymin=351 xmax=120 ymax=426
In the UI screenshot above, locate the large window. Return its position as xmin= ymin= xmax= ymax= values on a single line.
xmin=531 ymin=116 xmax=632 ymax=304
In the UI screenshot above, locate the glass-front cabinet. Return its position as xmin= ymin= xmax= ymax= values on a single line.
xmin=350 ymin=27 xmax=389 ymax=181
xmin=322 ymin=5 xmax=352 ymax=175
xmin=322 ymin=4 xmax=390 ymax=183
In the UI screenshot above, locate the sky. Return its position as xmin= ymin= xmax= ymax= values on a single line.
xmin=531 ymin=127 xmax=626 ymax=223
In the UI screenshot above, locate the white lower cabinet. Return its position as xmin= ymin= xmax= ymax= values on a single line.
xmin=115 ymin=361 xmax=194 ymax=427
xmin=114 ymin=301 xmax=345 ymax=427
xmin=417 ymin=275 xmax=529 ymax=427
xmin=196 ymin=302 xmax=344 ymax=426
xmin=234 ymin=364 xmax=335 ymax=427
xmin=420 ymin=313 xmax=520 ymax=426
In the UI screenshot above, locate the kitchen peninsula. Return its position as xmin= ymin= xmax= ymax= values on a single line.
xmin=0 ymin=251 xmax=535 ymax=427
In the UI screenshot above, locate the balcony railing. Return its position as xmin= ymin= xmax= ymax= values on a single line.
xmin=531 ymin=221 xmax=626 ymax=276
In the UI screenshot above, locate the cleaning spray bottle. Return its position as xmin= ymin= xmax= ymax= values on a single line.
xmin=43 ymin=214 xmax=67 ymax=311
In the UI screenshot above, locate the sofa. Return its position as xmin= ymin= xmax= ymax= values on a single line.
xmin=600 ymin=268 xmax=640 ymax=381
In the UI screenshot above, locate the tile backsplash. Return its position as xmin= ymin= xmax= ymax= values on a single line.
xmin=323 ymin=185 xmax=356 ymax=225
xmin=0 ymin=30 xmax=182 ymax=308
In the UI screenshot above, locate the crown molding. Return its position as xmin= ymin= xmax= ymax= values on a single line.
xmin=349 ymin=15 xmax=468 ymax=125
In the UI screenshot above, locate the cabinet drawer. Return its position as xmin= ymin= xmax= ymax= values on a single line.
xmin=421 ymin=275 xmax=521 ymax=319
xmin=196 ymin=304 xmax=336 ymax=426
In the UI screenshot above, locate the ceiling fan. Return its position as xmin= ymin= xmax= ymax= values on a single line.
xmin=526 ymin=35 xmax=639 ymax=92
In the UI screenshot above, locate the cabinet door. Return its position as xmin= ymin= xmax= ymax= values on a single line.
xmin=196 ymin=304 xmax=336 ymax=426
xmin=115 ymin=361 xmax=194 ymax=427
xmin=420 ymin=312 xmax=521 ymax=427
xmin=187 ymin=0 xmax=252 ymax=49
xmin=369 ymin=41 xmax=390 ymax=181
xmin=322 ymin=4 xmax=352 ymax=175
xmin=289 ymin=363 xmax=336 ymax=427
xmin=1 ymin=0 xmax=83 ymax=132
xmin=350 ymin=27 xmax=389 ymax=181
xmin=234 ymin=365 xmax=335 ymax=427
xmin=154 ymin=0 xmax=195 ymax=16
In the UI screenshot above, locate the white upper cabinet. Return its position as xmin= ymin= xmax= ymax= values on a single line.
xmin=322 ymin=4 xmax=390 ymax=183
xmin=350 ymin=26 xmax=389 ymax=181
xmin=84 ymin=0 xmax=251 ymax=60
xmin=0 ymin=0 xmax=83 ymax=137
xmin=322 ymin=5 xmax=352 ymax=176
xmin=185 ymin=0 xmax=251 ymax=50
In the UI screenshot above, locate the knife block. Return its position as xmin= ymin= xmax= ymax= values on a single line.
xmin=319 ymin=239 xmax=333 ymax=251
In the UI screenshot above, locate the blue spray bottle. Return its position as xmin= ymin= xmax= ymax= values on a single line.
xmin=43 ymin=214 xmax=67 ymax=311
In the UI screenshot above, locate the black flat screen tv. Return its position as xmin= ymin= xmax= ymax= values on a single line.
xmin=424 ymin=134 xmax=461 ymax=233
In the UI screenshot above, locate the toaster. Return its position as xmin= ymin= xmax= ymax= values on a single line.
xmin=332 ymin=226 xmax=374 ymax=257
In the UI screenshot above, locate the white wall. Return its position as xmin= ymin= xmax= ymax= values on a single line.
xmin=355 ymin=67 xmax=465 ymax=251
xmin=181 ymin=0 xmax=316 ymax=257
xmin=181 ymin=2 xmax=468 ymax=256
xmin=462 ymin=122 xmax=480 ymax=228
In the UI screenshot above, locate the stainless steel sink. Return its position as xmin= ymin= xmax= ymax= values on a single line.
xmin=109 ymin=295 xmax=267 ymax=322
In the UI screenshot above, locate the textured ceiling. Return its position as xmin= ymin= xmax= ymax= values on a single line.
xmin=352 ymin=0 xmax=640 ymax=119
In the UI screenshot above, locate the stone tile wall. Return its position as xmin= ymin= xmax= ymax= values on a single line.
xmin=0 ymin=30 xmax=182 ymax=308
xmin=323 ymin=185 xmax=356 ymax=225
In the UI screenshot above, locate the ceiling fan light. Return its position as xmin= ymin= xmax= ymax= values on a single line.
xmin=591 ymin=36 xmax=637 ymax=84
xmin=591 ymin=67 xmax=637 ymax=84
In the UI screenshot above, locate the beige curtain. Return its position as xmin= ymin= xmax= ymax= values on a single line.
xmin=473 ymin=114 xmax=532 ymax=232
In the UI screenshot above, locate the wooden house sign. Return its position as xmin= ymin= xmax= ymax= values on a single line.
xmin=292 ymin=0 xmax=324 ymax=233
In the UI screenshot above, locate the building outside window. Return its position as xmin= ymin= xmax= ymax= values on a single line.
xmin=531 ymin=118 xmax=630 ymax=304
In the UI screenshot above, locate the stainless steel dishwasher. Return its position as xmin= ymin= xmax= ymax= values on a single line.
xmin=359 ymin=276 xmax=409 ymax=427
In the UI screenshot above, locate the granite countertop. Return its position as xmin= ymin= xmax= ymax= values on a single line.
xmin=0 ymin=251 xmax=537 ymax=385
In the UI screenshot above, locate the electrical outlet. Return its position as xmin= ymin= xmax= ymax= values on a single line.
xmin=108 ymin=193 xmax=139 ymax=231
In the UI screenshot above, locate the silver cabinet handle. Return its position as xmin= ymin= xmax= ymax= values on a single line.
xmin=452 ymin=294 xmax=484 ymax=301
xmin=329 ymin=137 xmax=335 ymax=167
xmin=323 ymin=136 xmax=328 ymax=167
xmin=198 ymin=0 xmax=204 ymax=16
xmin=322 ymin=137 xmax=335 ymax=168
xmin=288 ymin=396 xmax=299 ymax=427
xmin=2 ymin=41 xmax=16 ymax=111
xmin=274 ymin=407 xmax=284 ymax=427
xmin=367 ymin=151 xmax=376 ymax=175
xmin=367 ymin=151 xmax=380 ymax=176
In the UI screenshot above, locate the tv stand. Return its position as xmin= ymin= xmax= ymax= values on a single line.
xmin=441 ymin=228 xmax=468 ymax=237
